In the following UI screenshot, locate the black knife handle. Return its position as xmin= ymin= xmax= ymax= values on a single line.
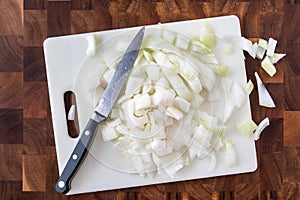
xmin=55 ymin=117 xmax=101 ymax=194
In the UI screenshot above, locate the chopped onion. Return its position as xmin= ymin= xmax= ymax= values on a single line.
xmin=67 ymin=105 xmax=76 ymax=120
xmin=125 ymin=76 xmax=144 ymax=95
xmin=199 ymin=23 xmax=216 ymax=48
xmin=223 ymin=140 xmax=236 ymax=167
xmin=162 ymin=29 xmax=176 ymax=43
xmin=248 ymin=43 xmax=258 ymax=59
xmin=134 ymin=93 xmax=152 ymax=111
xmin=175 ymin=34 xmax=190 ymax=50
xmin=258 ymin=38 xmax=268 ymax=50
xmin=101 ymin=125 xmax=119 ymax=141
xmin=266 ymin=38 xmax=277 ymax=57
xmin=254 ymin=72 xmax=275 ymax=107
xmin=231 ymin=81 xmax=247 ymax=109
xmin=103 ymin=67 xmax=116 ymax=84
xmin=269 ymin=53 xmax=286 ymax=64
xmin=174 ymin=96 xmax=191 ymax=113
xmin=166 ymin=107 xmax=184 ymax=121
xmin=261 ymin=56 xmax=276 ymax=77
xmin=142 ymin=50 xmax=154 ymax=63
xmin=146 ymin=65 xmax=160 ymax=81
xmin=256 ymin=46 xmax=266 ymax=59
xmin=236 ymin=119 xmax=257 ymax=136
xmin=254 ymin=117 xmax=270 ymax=140
xmin=86 ymin=34 xmax=98 ymax=57
xmin=238 ymin=37 xmax=253 ymax=55
xmin=245 ymin=79 xmax=254 ymax=95
xmin=116 ymin=41 xmax=128 ymax=53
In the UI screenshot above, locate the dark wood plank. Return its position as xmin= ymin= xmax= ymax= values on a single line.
xmin=0 ymin=0 xmax=23 ymax=35
xmin=22 ymin=155 xmax=47 ymax=191
xmin=24 ymin=47 xmax=46 ymax=82
xmin=0 ymin=181 xmax=22 ymax=199
xmin=0 ymin=144 xmax=23 ymax=181
xmin=24 ymin=0 xmax=47 ymax=10
xmin=23 ymin=119 xmax=48 ymax=155
xmin=24 ymin=10 xmax=47 ymax=46
xmin=23 ymin=82 xmax=48 ymax=119
xmin=71 ymin=0 xmax=95 ymax=10
xmin=0 ymin=109 xmax=23 ymax=144
xmin=0 ymin=36 xmax=23 ymax=72
xmin=284 ymin=76 xmax=300 ymax=110
xmin=0 ymin=73 xmax=23 ymax=109
xmin=47 ymin=1 xmax=71 ymax=37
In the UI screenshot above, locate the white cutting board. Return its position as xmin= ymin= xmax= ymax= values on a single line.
xmin=44 ymin=15 xmax=257 ymax=195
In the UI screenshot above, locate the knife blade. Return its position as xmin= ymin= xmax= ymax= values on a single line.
xmin=55 ymin=27 xmax=145 ymax=194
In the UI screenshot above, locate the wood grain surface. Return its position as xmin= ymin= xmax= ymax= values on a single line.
xmin=0 ymin=0 xmax=300 ymax=199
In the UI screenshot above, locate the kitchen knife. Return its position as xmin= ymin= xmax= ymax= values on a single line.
xmin=55 ymin=27 xmax=145 ymax=194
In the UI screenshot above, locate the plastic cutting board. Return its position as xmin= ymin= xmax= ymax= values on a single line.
xmin=44 ymin=15 xmax=257 ymax=195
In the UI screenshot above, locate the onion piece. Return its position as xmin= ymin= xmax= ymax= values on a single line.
xmin=143 ymin=50 xmax=154 ymax=63
xmin=256 ymin=46 xmax=266 ymax=59
xmin=103 ymin=67 xmax=116 ymax=84
xmin=175 ymin=34 xmax=190 ymax=50
xmin=238 ymin=37 xmax=253 ymax=55
xmin=254 ymin=117 xmax=270 ymax=140
xmin=125 ymin=76 xmax=144 ymax=95
xmin=86 ymin=34 xmax=98 ymax=57
xmin=161 ymin=67 xmax=193 ymax=101
xmin=146 ymin=65 xmax=160 ymax=81
xmin=266 ymin=38 xmax=277 ymax=57
xmin=162 ymin=30 xmax=176 ymax=43
xmin=245 ymin=79 xmax=254 ymax=95
xmin=254 ymin=72 xmax=275 ymax=107
xmin=223 ymin=43 xmax=233 ymax=55
xmin=116 ymin=41 xmax=128 ymax=53
xmin=248 ymin=43 xmax=258 ymax=59
xmin=199 ymin=23 xmax=216 ymax=48
xmin=190 ymin=40 xmax=212 ymax=54
xmin=101 ymin=125 xmax=119 ymax=141
xmin=174 ymin=96 xmax=191 ymax=113
xmin=261 ymin=56 xmax=276 ymax=77
xmin=258 ymin=38 xmax=268 ymax=50
xmin=67 ymin=105 xmax=76 ymax=120
xmin=231 ymin=81 xmax=247 ymax=109
xmin=236 ymin=119 xmax=257 ymax=137
xmin=269 ymin=53 xmax=286 ymax=64
xmin=223 ymin=140 xmax=236 ymax=167
xmin=209 ymin=151 xmax=217 ymax=171
xmin=134 ymin=93 xmax=151 ymax=111
xmin=166 ymin=107 xmax=184 ymax=121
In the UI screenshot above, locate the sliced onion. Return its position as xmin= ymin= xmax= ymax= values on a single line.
xmin=254 ymin=72 xmax=275 ymax=107
xmin=236 ymin=119 xmax=257 ymax=136
xmin=67 ymin=105 xmax=76 ymax=120
xmin=253 ymin=117 xmax=270 ymax=140
xmin=261 ymin=56 xmax=276 ymax=77
xmin=266 ymin=38 xmax=277 ymax=57
xmin=258 ymin=38 xmax=268 ymax=50
xmin=223 ymin=140 xmax=236 ymax=167
xmin=269 ymin=53 xmax=286 ymax=64
xmin=86 ymin=34 xmax=98 ymax=57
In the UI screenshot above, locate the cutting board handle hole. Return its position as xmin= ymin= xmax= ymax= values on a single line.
xmin=64 ymin=91 xmax=79 ymax=138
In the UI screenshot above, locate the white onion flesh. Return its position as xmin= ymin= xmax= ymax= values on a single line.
xmin=254 ymin=117 xmax=270 ymax=140
xmin=254 ymin=72 xmax=275 ymax=108
xmin=67 ymin=105 xmax=76 ymax=120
